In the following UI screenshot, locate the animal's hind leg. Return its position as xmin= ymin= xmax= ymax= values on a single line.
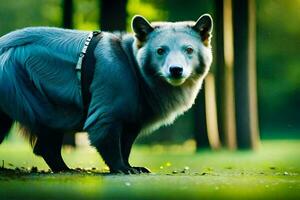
xmin=0 ymin=110 xmax=13 ymax=144
xmin=33 ymin=130 xmax=69 ymax=172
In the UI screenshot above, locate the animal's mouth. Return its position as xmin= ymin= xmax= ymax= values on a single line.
xmin=156 ymin=69 xmax=188 ymax=86
xmin=166 ymin=77 xmax=186 ymax=86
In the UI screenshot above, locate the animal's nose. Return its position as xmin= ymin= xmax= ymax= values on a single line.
xmin=169 ymin=66 xmax=183 ymax=78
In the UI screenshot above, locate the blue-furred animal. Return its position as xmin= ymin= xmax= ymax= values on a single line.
xmin=0 ymin=14 xmax=213 ymax=174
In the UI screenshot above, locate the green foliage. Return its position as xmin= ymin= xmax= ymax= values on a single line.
xmin=159 ymin=0 xmax=214 ymax=21
xmin=256 ymin=0 xmax=300 ymax=131
xmin=127 ymin=0 xmax=167 ymax=31
xmin=0 ymin=0 xmax=61 ymax=36
xmin=73 ymin=0 xmax=99 ymax=30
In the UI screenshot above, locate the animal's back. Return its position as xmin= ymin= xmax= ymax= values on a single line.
xmin=0 ymin=27 xmax=88 ymax=131
xmin=0 ymin=27 xmax=86 ymax=53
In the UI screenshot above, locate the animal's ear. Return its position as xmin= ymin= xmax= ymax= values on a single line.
xmin=131 ymin=15 xmax=154 ymax=42
xmin=192 ymin=14 xmax=213 ymax=47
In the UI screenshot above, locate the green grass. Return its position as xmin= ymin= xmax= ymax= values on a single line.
xmin=0 ymin=139 xmax=299 ymax=200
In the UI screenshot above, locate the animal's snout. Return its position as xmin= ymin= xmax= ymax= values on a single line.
xmin=169 ymin=66 xmax=183 ymax=78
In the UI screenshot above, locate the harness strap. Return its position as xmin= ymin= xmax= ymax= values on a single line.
xmin=76 ymin=31 xmax=102 ymax=123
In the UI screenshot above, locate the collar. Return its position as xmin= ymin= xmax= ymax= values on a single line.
xmin=76 ymin=31 xmax=102 ymax=123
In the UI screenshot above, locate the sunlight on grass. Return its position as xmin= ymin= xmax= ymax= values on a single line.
xmin=0 ymin=140 xmax=299 ymax=199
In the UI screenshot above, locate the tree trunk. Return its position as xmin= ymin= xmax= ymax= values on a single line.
xmin=62 ymin=0 xmax=73 ymax=29
xmin=62 ymin=0 xmax=75 ymax=146
xmin=232 ymin=0 xmax=260 ymax=149
xmin=194 ymin=84 xmax=210 ymax=150
xmin=100 ymin=0 xmax=128 ymax=31
xmin=204 ymin=74 xmax=221 ymax=150
xmin=214 ymin=0 xmax=225 ymax=145
xmin=215 ymin=0 xmax=237 ymax=150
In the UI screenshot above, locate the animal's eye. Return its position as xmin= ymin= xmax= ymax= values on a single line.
xmin=186 ymin=47 xmax=194 ymax=55
xmin=156 ymin=47 xmax=165 ymax=55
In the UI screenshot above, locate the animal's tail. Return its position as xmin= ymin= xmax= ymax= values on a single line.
xmin=0 ymin=110 xmax=13 ymax=144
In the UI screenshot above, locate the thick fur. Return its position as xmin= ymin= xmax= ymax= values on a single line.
xmin=0 ymin=15 xmax=213 ymax=173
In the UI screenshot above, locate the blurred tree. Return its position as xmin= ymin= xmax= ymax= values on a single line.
xmin=214 ymin=0 xmax=237 ymax=150
xmin=194 ymin=86 xmax=210 ymax=149
xmin=100 ymin=0 xmax=128 ymax=31
xmin=214 ymin=0 xmax=226 ymax=146
xmin=198 ymin=74 xmax=221 ymax=150
xmin=63 ymin=0 xmax=74 ymax=28
xmin=62 ymin=0 xmax=76 ymax=146
xmin=233 ymin=0 xmax=260 ymax=149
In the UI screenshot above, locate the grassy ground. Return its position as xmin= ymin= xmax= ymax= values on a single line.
xmin=0 ymin=139 xmax=299 ymax=200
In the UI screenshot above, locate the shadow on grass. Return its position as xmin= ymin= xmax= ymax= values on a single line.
xmin=0 ymin=165 xmax=110 ymax=178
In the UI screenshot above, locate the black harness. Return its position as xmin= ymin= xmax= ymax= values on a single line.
xmin=76 ymin=31 xmax=102 ymax=124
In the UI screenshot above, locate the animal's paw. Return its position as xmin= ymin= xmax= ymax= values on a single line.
xmin=110 ymin=166 xmax=140 ymax=175
xmin=132 ymin=166 xmax=151 ymax=173
xmin=50 ymin=166 xmax=72 ymax=173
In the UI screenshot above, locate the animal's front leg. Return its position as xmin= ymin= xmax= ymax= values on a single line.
xmin=92 ymin=122 xmax=139 ymax=174
xmin=121 ymin=126 xmax=151 ymax=173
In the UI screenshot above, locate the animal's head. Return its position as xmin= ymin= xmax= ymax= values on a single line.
xmin=132 ymin=14 xmax=213 ymax=87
